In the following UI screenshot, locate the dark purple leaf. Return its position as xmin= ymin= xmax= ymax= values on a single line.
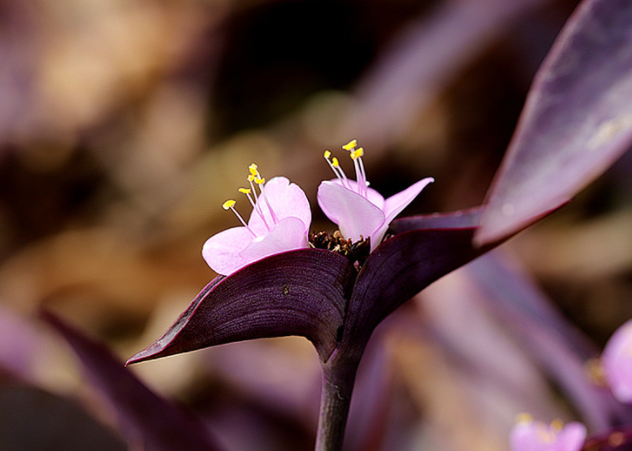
xmin=337 ymin=208 xmax=496 ymax=355
xmin=0 ymin=385 xmax=126 ymax=451
xmin=583 ymin=427 xmax=632 ymax=451
xmin=128 ymin=249 xmax=355 ymax=365
xmin=345 ymin=0 xmax=553 ymax=151
xmin=467 ymin=253 xmax=632 ymax=430
xmin=477 ymin=0 xmax=632 ymax=245
xmin=40 ymin=310 xmax=223 ymax=451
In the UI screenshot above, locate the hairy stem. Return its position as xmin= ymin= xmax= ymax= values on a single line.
xmin=315 ymin=359 xmax=359 ymax=451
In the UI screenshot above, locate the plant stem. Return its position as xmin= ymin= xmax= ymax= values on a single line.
xmin=315 ymin=359 xmax=359 ymax=451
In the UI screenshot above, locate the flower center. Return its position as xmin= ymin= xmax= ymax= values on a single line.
xmin=323 ymin=139 xmax=369 ymax=197
xmin=222 ymin=163 xmax=280 ymax=236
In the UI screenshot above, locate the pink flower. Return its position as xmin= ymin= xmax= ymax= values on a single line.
xmin=203 ymin=166 xmax=311 ymax=276
xmin=510 ymin=415 xmax=586 ymax=451
xmin=602 ymin=319 xmax=632 ymax=403
xmin=317 ymin=140 xmax=433 ymax=250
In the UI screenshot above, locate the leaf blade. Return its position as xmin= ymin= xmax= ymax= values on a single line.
xmin=477 ymin=0 xmax=632 ymax=244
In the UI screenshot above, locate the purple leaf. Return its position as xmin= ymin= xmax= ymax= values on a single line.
xmin=466 ymin=253 xmax=632 ymax=430
xmin=128 ymin=249 xmax=355 ymax=365
xmin=337 ymin=208 xmax=497 ymax=355
xmin=476 ymin=0 xmax=632 ymax=245
xmin=583 ymin=427 xmax=632 ymax=451
xmin=40 ymin=310 xmax=222 ymax=451
xmin=346 ymin=0 xmax=554 ymax=150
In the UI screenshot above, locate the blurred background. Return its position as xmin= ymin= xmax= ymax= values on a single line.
xmin=5 ymin=0 xmax=632 ymax=450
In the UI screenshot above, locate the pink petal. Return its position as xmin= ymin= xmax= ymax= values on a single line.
xmin=510 ymin=422 xmax=545 ymax=451
xmin=509 ymin=420 xmax=586 ymax=451
xmin=202 ymin=227 xmax=254 ymax=275
xmin=558 ymin=423 xmax=587 ymax=451
xmin=240 ymin=217 xmax=309 ymax=261
xmin=317 ymin=181 xmax=386 ymax=243
xmin=602 ymin=320 xmax=632 ymax=403
xmin=325 ymin=178 xmax=385 ymax=209
xmin=248 ymin=177 xmax=311 ymax=233
xmin=383 ymin=177 xmax=434 ymax=224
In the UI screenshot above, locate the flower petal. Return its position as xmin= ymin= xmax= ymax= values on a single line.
xmin=509 ymin=420 xmax=586 ymax=451
xmin=383 ymin=177 xmax=434 ymax=223
xmin=509 ymin=421 xmax=541 ymax=451
xmin=602 ymin=320 xmax=632 ymax=404
xmin=558 ymin=423 xmax=587 ymax=451
xmin=248 ymin=177 xmax=311 ymax=233
xmin=202 ymin=227 xmax=254 ymax=276
xmin=325 ymin=178 xmax=385 ymax=209
xmin=317 ymin=180 xmax=385 ymax=243
xmin=241 ymin=216 xmax=309 ymax=261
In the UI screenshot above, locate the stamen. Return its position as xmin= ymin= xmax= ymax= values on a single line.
xmin=515 ymin=413 xmax=533 ymax=424
xmin=350 ymin=148 xmax=363 ymax=160
xmin=247 ymin=163 xmax=279 ymax=225
xmin=239 ymin=187 xmax=257 ymax=209
xmin=222 ymin=200 xmax=236 ymax=210
xmin=247 ymin=171 xmax=271 ymax=230
xmin=323 ymin=151 xmax=349 ymax=187
xmin=550 ymin=419 xmax=563 ymax=432
xmin=347 ymin=145 xmax=368 ymax=196
xmin=222 ymin=200 xmax=256 ymax=237
xmin=342 ymin=139 xmax=357 ymax=151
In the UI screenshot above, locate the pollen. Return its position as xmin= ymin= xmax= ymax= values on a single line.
xmin=222 ymin=200 xmax=236 ymax=210
xmin=238 ymin=188 xmax=251 ymax=194
xmin=248 ymin=163 xmax=258 ymax=176
xmin=255 ymin=176 xmax=265 ymax=185
xmin=515 ymin=413 xmax=533 ymax=424
xmin=332 ymin=157 xmax=340 ymax=167
xmin=550 ymin=419 xmax=563 ymax=432
xmin=342 ymin=139 xmax=357 ymax=151
xmin=324 ymin=150 xmax=331 ymax=159
xmin=350 ymin=148 xmax=364 ymax=160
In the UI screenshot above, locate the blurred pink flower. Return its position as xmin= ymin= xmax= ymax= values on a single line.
xmin=317 ymin=140 xmax=434 ymax=250
xmin=203 ymin=167 xmax=311 ymax=276
xmin=602 ymin=319 xmax=632 ymax=404
xmin=510 ymin=416 xmax=586 ymax=451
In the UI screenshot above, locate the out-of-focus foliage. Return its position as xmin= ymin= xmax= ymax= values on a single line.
xmin=6 ymin=0 xmax=632 ymax=450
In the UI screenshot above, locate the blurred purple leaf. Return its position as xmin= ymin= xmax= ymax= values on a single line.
xmin=477 ymin=0 xmax=632 ymax=245
xmin=346 ymin=0 xmax=553 ymax=150
xmin=0 ymin=385 xmax=126 ymax=451
xmin=41 ymin=310 xmax=223 ymax=451
xmin=0 ymin=304 xmax=46 ymax=383
xmin=128 ymin=249 xmax=355 ymax=364
xmin=467 ymin=253 xmax=632 ymax=430
xmin=583 ymin=427 xmax=632 ymax=450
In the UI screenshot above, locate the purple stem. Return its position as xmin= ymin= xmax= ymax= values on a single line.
xmin=315 ymin=354 xmax=362 ymax=451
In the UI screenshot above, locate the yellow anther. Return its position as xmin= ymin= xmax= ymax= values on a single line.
xmin=350 ymin=148 xmax=364 ymax=160
xmin=238 ymin=188 xmax=251 ymax=194
xmin=222 ymin=200 xmax=236 ymax=210
xmin=550 ymin=419 xmax=563 ymax=432
xmin=247 ymin=174 xmax=255 ymax=182
xmin=332 ymin=157 xmax=340 ymax=167
xmin=515 ymin=413 xmax=533 ymax=424
xmin=255 ymin=177 xmax=265 ymax=185
xmin=342 ymin=139 xmax=357 ymax=151
xmin=248 ymin=163 xmax=258 ymax=176
xmin=324 ymin=150 xmax=331 ymax=159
